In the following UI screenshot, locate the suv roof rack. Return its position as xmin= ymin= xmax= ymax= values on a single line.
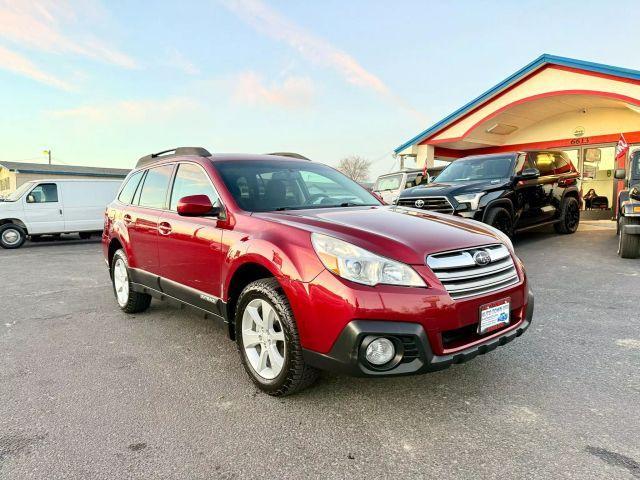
xmin=266 ymin=152 xmax=311 ymax=161
xmin=136 ymin=147 xmax=211 ymax=168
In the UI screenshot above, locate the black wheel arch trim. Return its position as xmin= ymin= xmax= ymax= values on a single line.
xmin=481 ymin=198 xmax=515 ymax=223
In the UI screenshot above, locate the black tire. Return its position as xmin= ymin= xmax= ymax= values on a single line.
xmin=554 ymin=196 xmax=580 ymax=234
xmin=0 ymin=223 xmax=27 ymax=249
xmin=111 ymin=249 xmax=151 ymax=313
xmin=235 ymin=278 xmax=319 ymax=396
xmin=79 ymin=232 xmax=92 ymax=240
xmin=618 ymin=216 xmax=640 ymax=259
xmin=485 ymin=207 xmax=513 ymax=237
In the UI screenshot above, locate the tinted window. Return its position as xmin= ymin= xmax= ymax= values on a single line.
xmin=436 ymin=156 xmax=513 ymax=182
xmin=118 ymin=171 xmax=143 ymax=204
xmin=531 ymin=152 xmax=555 ymax=176
xmin=138 ymin=165 xmax=174 ymax=209
xmin=27 ymin=183 xmax=58 ymax=203
xmin=169 ymin=163 xmax=219 ymax=211
xmin=553 ymin=153 xmax=573 ymax=174
xmin=215 ymin=160 xmax=378 ymax=212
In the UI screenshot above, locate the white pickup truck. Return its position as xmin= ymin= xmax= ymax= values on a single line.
xmin=0 ymin=179 xmax=122 ymax=249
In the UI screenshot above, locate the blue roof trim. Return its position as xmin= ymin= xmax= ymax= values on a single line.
xmin=394 ymin=54 xmax=640 ymax=153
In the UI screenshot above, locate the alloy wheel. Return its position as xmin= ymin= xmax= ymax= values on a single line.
xmin=241 ymin=298 xmax=286 ymax=380
xmin=566 ymin=202 xmax=579 ymax=230
xmin=113 ymin=258 xmax=130 ymax=307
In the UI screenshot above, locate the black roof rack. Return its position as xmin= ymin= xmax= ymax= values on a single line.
xmin=136 ymin=147 xmax=212 ymax=168
xmin=266 ymin=152 xmax=311 ymax=161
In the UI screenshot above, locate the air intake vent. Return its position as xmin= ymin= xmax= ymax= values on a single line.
xmin=426 ymin=244 xmax=519 ymax=300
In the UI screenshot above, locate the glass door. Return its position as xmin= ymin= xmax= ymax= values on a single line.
xmin=580 ymin=145 xmax=616 ymax=213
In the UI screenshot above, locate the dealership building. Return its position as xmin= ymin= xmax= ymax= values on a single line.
xmin=395 ymin=54 xmax=640 ymax=216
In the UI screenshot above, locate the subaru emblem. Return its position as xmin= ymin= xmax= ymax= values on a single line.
xmin=473 ymin=250 xmax=491 ymax=266
xmin=414 ymin=199 xmax=425 ymax=208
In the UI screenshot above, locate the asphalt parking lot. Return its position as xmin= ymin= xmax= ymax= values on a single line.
xmin=1 ymin=224 xmax=639 ymax=480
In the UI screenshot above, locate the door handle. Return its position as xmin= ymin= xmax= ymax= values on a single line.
xmin=123 ymin=214 xmax=133 ymax=225
xmin=158 ymin=222 xmax=172 ymax=235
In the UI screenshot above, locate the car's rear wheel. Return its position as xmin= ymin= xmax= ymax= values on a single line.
xmin=111 ymin=249 xmax=152 ymax=313
xmin=618 ymin=216 xmax=640 ymax=258
xmin=236 ymin=278 xmax=318 ymax=396
xmin=0 ymin=224 xmax=26 ymax=249
xmin=554 ymin=196 xmax=580 ymax=234
xmin=485 ymin=207 xmax=513 ymax=237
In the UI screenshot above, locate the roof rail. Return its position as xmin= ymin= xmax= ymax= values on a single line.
xmin=136 ymin=147 xmax=212 ymax=168
xmin=266 ymin=152 xmax=311 ymax=161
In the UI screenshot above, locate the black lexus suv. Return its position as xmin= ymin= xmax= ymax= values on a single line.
xmin=397 ymin=151 xmax=580 ymax=236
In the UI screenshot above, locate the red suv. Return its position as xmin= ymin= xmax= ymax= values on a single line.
xmin=103 ymin=147 xmax=534 ymax=396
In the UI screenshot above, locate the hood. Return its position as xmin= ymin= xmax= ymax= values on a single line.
xmin=255 ymin=205 xmax=506 ymax=265
xmin=0 ymin=201 xmax=21 ymax=212
xmin=401 ymin=179 xmax=510 ymax=198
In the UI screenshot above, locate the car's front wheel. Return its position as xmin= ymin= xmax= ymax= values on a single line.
xmin=236 ymin=278 xmax=318 ymax=396
xmin=485 ymin=207 xmax=513 ymax=237
xmin=0 ymin=223 xmax=26 ymax=249
xmin=618 ymin=216 xmax=640 ymax=258
xmin=111 ymin=249 xmax=152 ymax=313
xmin=554 ymin=196 xmax=580 ymax=234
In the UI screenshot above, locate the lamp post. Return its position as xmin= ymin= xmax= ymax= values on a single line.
xmin=42 ymin=150 xmax=51 ymax=165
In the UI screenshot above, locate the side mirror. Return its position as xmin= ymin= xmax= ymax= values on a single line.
xmin=614 ymin=169 xmax=626 ymax=180
xmin=519 ymin=167 xmax=540 ymax=180
xmin=177 ymin=195 xmax=219 ymax=217
xmin=26 ymin=194 xmax=35 ymax=203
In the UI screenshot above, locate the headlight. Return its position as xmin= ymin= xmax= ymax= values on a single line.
xmin=454 ymin=192 xmax=486 ymax=210
xmin=311 ymin=233 xmax=426 ymax=287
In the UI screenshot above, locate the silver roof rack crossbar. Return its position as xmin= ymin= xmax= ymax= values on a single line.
xmin=266 ymin=152 xmax=311 ymax=160
xmin=136 ymin=147 xmax=212 ymax=168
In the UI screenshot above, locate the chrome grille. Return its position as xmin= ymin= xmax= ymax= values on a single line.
xmin=397 ymin=196 xmax=454 ymax=214
xmin=426 ymin=244 xmax=519 ymax=300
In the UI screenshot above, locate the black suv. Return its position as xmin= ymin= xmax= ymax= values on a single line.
xmin=397 ymin=151 xmax=580 ymax=236
xmin=614 ymin=150 xmax=640 ymax=258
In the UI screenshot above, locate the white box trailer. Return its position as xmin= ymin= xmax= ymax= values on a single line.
xmin=0 ymin=178 xmax=122 ymax=249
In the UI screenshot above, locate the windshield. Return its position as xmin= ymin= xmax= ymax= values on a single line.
xmin=435 ymin=156 xmax=514 ymax=182
xmin=374 ymin=174 xmax=402 ymax=191
xmin=3 ymin=182 xmax=34 ymax=202
xmin=215 ymin=159 xmax=380 ymax=212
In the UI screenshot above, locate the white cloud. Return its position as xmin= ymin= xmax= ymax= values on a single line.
xmin=0 ymin=0 xmax=136 ymax=68
xmin=164 ymin=48 xmax=200 ymax=76
xmin=49 ymin=97 xmax=200 ymax=122
xmin=233 ymin=71 xmax=315 ymax=109
xmin=0 ymin=44 xmax=72 ymax=90
xmin=221 ymin=0 xmax=423 ymax=119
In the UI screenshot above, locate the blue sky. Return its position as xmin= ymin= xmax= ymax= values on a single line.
xmin=1 ymin=0 xmax=639 ymax=178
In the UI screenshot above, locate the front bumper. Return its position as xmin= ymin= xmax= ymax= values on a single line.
xmin=303 ymin=289 xmax=534 ymax=377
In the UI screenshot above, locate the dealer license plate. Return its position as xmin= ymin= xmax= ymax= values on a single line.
xmin=478 ymin=298 xmax=510 ymax=334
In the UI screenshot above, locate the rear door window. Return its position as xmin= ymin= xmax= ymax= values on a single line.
xmin=531 ymin=152 xmax=555 ymax=176
xmin=137 ymin=164 xmax=174 ymax=209
xmin=118 ymin=171 xmax=144 ymax=205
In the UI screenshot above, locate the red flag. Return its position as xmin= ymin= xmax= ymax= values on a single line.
xmin=422 ymin=162 xmax=428 ymax=177
xmin=615 ymin=134 xmax=629 ymax=160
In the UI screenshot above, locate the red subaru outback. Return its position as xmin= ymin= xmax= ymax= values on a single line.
xmin=103 ymin=147 xmax=534 ymax=396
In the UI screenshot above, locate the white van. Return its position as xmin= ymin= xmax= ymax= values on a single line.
xmin=0 ymin=179 xmax=122 ymax=249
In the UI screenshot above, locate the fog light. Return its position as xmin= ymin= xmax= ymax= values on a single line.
xmin=365 ymin=338 xmax=395 ymax=365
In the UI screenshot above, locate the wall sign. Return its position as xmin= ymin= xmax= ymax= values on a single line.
xmin=570 ymin=137 xmax=590 ymax=145
xmin=573 ymin=126 xmax=585 ymax=137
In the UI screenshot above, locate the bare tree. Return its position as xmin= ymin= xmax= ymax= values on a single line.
xmin=337 ymin=155 xmax=372 ymax=183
